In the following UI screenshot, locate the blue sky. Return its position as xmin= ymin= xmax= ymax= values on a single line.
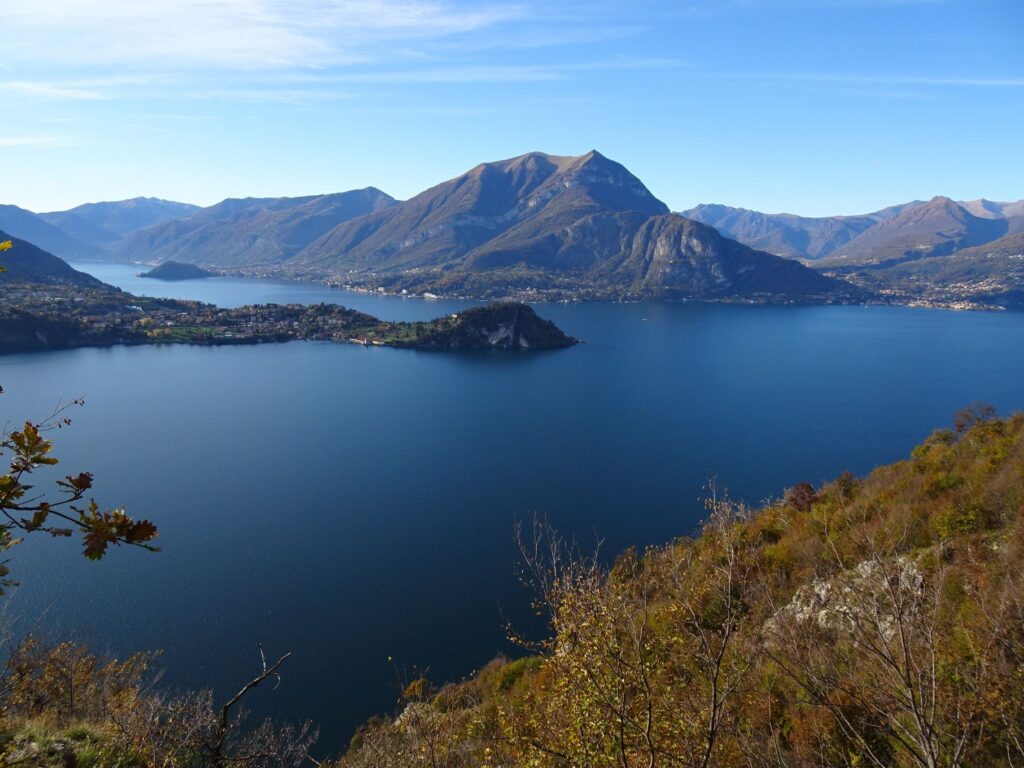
xmin=2 ymin=0 xmax=1021 ymax=215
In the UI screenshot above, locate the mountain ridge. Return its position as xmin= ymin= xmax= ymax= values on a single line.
xmin=0 ymin=204 xmax=106 ymax=262
xmin=823 ymin=195 xmax=1012 ymax=267
xmin=41 ymin=197 xmax=201 ymax=250
xmin=683 ymin=196 xmax=1023 ymax=265
xmin=16 ymin=153 xmax=1020 ymax=305
xmin=116 ymin=188 xmax=397 ymax=267
xmin=282 ymin=151 xmax=855 ymax=302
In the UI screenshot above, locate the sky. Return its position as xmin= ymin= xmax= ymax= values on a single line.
xmin=2 ymin=0 xmax=1022 ymax=216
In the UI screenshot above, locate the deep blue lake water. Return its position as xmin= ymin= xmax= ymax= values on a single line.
xmin=2 ymin=263 xmax=1023 ymax=757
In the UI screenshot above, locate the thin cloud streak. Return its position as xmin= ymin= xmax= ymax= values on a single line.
xmin=0 ymin=81 xmax=108 ymax=100
xmin=0 ymin=136 xmax=59 ymax=147
xmin=3 ymin=0 xmax=524 ymax=70
xmin=0 ymin=57 xmax=687 ymax=104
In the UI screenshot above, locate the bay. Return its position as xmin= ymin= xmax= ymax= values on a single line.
xmin=1 ymin=263 xmax=1022 ymax=757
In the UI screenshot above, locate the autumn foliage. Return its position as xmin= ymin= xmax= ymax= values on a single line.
xmin=0 ymin=399 xmax=159 ymax=589
xmin=337 ymin=409 xmax=1024 ymax=768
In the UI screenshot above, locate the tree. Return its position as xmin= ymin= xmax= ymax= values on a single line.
xmin=507 ymin=498 xmax=761 ymax=768
xmin=0 ymin=394 xmax=159 ymax=591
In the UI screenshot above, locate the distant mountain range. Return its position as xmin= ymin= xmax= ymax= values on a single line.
xmin=680 ymin=202 xmax=920 ymax=261
xmin=40 ymin=197 xmax=199 ymax=251
xmin=683 ymin=198 xmax=1024 ymax=265
xmin=0 ymin=198 xmax=199 ymax=262
xmin=684 ymin=197 xmax=1024 ymax=306
xmin=4 ymin=152 xmax=1020 ymax=306
xmin=117 ymin=189 xmax=396 ymax=267
xmin=0 ymin=204 xmax=107 ymax=261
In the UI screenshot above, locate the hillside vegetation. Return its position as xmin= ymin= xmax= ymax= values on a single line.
xmin=2 ymin=409 xmax=1023 ymax=766
xmin=336 ymin=408 xmax=1024 ymax=768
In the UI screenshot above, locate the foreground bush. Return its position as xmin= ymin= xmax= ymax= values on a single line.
xmin=0 ymin=638 xmax=315 ymax=767
xmin=336 ymin=409 xmax=1024 ymax=768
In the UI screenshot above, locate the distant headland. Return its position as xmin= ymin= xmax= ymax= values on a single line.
xmin=140 ymin=261 xmax=218 ymax=281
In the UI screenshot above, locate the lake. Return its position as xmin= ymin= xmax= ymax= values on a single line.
xmin=2 ymin=263 xmax=1023 ymax=757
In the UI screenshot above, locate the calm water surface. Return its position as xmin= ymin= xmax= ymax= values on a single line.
xmin=2 ymin=263 xmax=1023 ymax=756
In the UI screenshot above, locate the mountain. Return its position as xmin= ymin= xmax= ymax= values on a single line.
xmin=0 ymin=204 xmax=104 ymax=261
xmin=287 ymin=151 xmax=855 ymax=302
xmin=295 ymin=151 xmax=667 ymax=272
xmin=959 ymin=198 xmax=1024 ymax=221
xmin=0 ymin=230 xmax=108 ymax=287
xmin=837 ymin=231 xmax=1024 ymax=307
xmin=823 ymin=196 xmax=1011 ymax=267
xmin=682 ymin=196 xmax=1024 ymax=306
xmin=116 ymin=188 xmax=396 ymax=267
xmin=40 ymin=197 xmax=200 ymax=250
xmin=680 ymin=204 xmax=882 ymax=261
xmin=685 ymin=197 xmax=1023 ymax=268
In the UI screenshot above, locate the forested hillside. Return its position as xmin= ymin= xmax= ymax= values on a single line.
xmin=337 ymin=408 xmax=1024 ymax=768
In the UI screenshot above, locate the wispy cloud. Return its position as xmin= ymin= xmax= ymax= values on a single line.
xmin=0 ymin=136 xmax=59 ymax=147
xmin=279 ymin=64 xmax=568 ymax=84
xmin=3 ymin=0 xmax=523 ymax=70
xmin=0 ymin=81 xmax=109 ymax=100
xmin=0 ymin=75 xmax=173 ymax=101
xmin=2 ymin=55 xmax=687 ymax=104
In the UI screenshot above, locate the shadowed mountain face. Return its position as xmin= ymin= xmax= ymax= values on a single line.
xmin=0 ymin=230 xmax=109 ymax=287
xmin=41 ymin=198 xmax=200 ymax=249
xmin=116 ymin=188 xmax=397 ymax=267
xmin=602 ymin=215 xmax=845 ymax=297
xmin=287 ymin=151 xmax=852 ymax=301
xmin=0 ymin=205 xmax=105 ymax=261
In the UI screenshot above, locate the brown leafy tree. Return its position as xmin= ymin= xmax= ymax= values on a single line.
xmin=0 ymin=395 xmax=159 ymax=590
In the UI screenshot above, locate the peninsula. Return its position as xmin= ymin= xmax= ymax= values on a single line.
xmin=0 ymin=284 xmax=576 ymax=355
